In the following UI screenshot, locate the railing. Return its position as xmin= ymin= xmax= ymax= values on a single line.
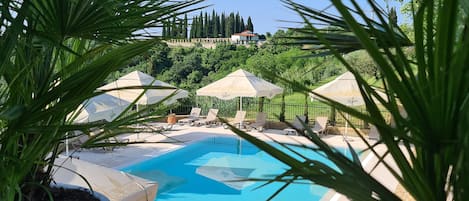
xmin=170 ymin=97 xmax=391 ymax=129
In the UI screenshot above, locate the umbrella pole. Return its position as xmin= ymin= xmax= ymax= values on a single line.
xmin=65 ymin=135 xmax=69 ymax=156
xmin=344 ymin=113 xmax=354 ymax=142
xmin=136 ymin=105 xmax=140 ymax=139
xmin=345 ymin=115 xmax=349 ymax=141
xmin=240 ymin=97 xmax=243 ymax=129
xmin=240 ymin=97 xmax=243 ymax=111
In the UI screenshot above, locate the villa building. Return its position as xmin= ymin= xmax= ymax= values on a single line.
xmin=230 ymin=30 xmax=260 ymax=44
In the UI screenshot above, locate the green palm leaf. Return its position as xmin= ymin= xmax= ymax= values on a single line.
xmin=0 ymin=0 xmax=206 ymax=200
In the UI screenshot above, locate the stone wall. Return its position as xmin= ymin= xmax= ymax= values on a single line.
xmin=165 ymin=38 xmax=262 ymax=48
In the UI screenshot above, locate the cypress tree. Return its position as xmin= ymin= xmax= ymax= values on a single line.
xmin=163 ymin=20 xmax=169 ymax=37
xmin=190 ymin=16 xmax=196 ymax=38
xmin=220 ymin=13 xmax=226 ymax=37
xmin=178 ymin=19 xmax=184 ymax=38
xmin=240 ymin=18 xmax=245 ymax=32
xmin=224 ymin=19 xmax=229 ymax=37
xmin=209 ymin=10 xmax=216 ymax=37
xmin=204 ymin=12 xmax=209 ymax=37
xmin=171 ymin=17 xmax=177 ymax=37
xmin=197 ymin=12 xmax=203 ymax=38
xmin=235 ymin=12 xmax=241 ymax=33
xmin=225 ymin=13 xmax=232 ymax=37
xmin=183 ymin=14 xmax=188 ymax=39
xmin=162 ymin=22 xmax=166 ymax=37
xmin=198 ymin=12 xmax=203 ymax=37
xmin=213 ymin=13 xmax=219 ymax=38
xmin=246 ymin=17 xmax=254 ymax=32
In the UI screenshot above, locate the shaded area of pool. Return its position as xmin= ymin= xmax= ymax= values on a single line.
xmin=120 ymin=137 xmax=351 ymax=201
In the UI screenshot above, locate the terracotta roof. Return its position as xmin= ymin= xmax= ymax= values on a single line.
xmin=233 ymin=30 xmax=257 ymax=37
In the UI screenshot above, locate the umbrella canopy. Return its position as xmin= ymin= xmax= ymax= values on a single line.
xmin=311 ymin=71 xmax=387 ymax=140
xmin=311 ymin=71 xmax=387 ymax=106
xmin=196 ymin=69 xmax=283 ymax=100
xmin=74 ymin=93 xmax=130 ymax=123
xmin=99 ymin=71 xmax=189 ymax=105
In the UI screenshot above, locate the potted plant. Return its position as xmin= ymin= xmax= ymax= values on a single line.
xmin=0 ymin=0 xmax=204 ymax=200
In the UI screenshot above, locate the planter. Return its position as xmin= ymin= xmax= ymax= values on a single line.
xmin=51 ymin=183 xmax=110 ymax=201
xmin=167 ymin=113 xmax=177 ymax=124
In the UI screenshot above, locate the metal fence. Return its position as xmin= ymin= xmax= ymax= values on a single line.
xmin=170 ymin=97 xmax=391 ymax=129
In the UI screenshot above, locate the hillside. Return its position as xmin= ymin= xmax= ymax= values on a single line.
xmin=108 ymin=29 xmax=380 ymax=102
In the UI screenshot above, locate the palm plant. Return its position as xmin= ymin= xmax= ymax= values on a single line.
xmin=230 ymin=0 xmax=469 ymax=200
xmin=0 ymin=0 xmax=204 ymax=200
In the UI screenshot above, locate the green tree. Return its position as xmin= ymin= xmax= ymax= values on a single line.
xmin=221 ymin=13 xmax=226 ymax=37
xmin=197 ymin=12 xmax=204 ymax=37
xmin=171 ymin=16 xmax=178 ymax=37
xmin=191 ymin=16 xmax=198 ymax=38
xmin=150 ymin=43 xmax=172 ymax=75
xmin=211 ymin=10 xmax=217 ymax=37
xmin=183 ymin=14 xmax=188 ymax=39
xmin=246 ymin=16 xmax=254 ymax=32
xmin=226 ymin=13 xmax=235 ymax=36
xmin=235 ymin=12 xmax=241 ymax=33
xmin=162 ymin=23 xmax=167 ymax=37
xmin=213 ymin=13 xmax=219 ymax=38
xmin=240 ymin=18 xmax=246 ymax=32
xmin=204 ymin=12 xmax=209 ymax=37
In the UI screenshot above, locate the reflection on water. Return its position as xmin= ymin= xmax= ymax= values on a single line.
xmin=120 ymin=137 xmax=352 ymax=201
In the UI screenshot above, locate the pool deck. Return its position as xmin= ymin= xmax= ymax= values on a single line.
xmin=66 ymin=123 xmax=401 ymax=201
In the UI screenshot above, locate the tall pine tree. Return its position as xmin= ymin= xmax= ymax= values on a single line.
xmin=235 ymin=12 xmax=241 ymax=33
xmin=171 ymin=17 xmax=177 ymax=37
xmin=227 ymin=13 xmax=235 ymax=36
xmin=240 ymin=18 xmax=245 ymax=32
xmin=204 ymin=12 xmax=209 ymax=37
xmin=178 ymin=19 xmax=184 ymax=38
xmin=162 ymin=22 xmax=167 ymax=37
xmin=246 ymin=17 xmax=254 ymax=32
xmin=198 ymin=12 xmax=203 ymax=37
xmin=183 ymin=14 xmax=188 ymax=39
xmin=220 ymin=13 xmax=226 ymax=37
xmin=197 ymin=12 xmax=203 ymax=37
xmin=165 ymin=20 xmax=171 ymax=37
xmin=190 ymin=16 xmax=196 ymax=38
xmin=213 ymin=13 xmax=219 ymax=37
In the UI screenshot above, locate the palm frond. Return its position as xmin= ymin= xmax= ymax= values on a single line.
xmin=231 ymin=0 xmax=469 ymax=201
xmin=0 ymin=0 xmax=206 ymax=200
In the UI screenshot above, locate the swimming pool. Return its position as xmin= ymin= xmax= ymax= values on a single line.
xmin=121 ymin=136 xmax=353 ymax=201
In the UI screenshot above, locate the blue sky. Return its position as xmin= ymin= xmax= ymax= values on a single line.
xmin=200 ymin=0 xmax=323 ymax=34
xmin=198 ymin=0 xmax=406 ymax=35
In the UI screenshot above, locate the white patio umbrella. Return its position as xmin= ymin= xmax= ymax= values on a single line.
xmin=196 ymin=69 xmax=283 ymax=111
xmin=67 ymin=93 xmax=131 ymax=156
xmin=99 ymin=71 xmax=189 ymax=106
xmin=311 ymin=71 xmax=387 ymax=140
xmin=74 ymin=93 xmax=131 ymax=123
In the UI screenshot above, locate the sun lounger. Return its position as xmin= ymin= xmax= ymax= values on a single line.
xmin=194 ymin=109 xmax=219 ymax=127
xmin=247 ymin=112 xmax=267 ymax=132
xmin=69 ymin=134 xmax=90 ymax=151
xmin=141 ymin=123 xmax=171 ymax=132
xmin=178 ymin=107 xmax=201 ymax=125
xmin=312 ymin=116 xmax=329 ymax=136
xmin=283 ymin=115 xmax=307 ymax=135
xmin=223 ymin=110 xmax=246 ymax=129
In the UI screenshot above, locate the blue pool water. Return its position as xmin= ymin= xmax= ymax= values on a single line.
xmin=121 ymin=137 xmax=352 ymax=201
